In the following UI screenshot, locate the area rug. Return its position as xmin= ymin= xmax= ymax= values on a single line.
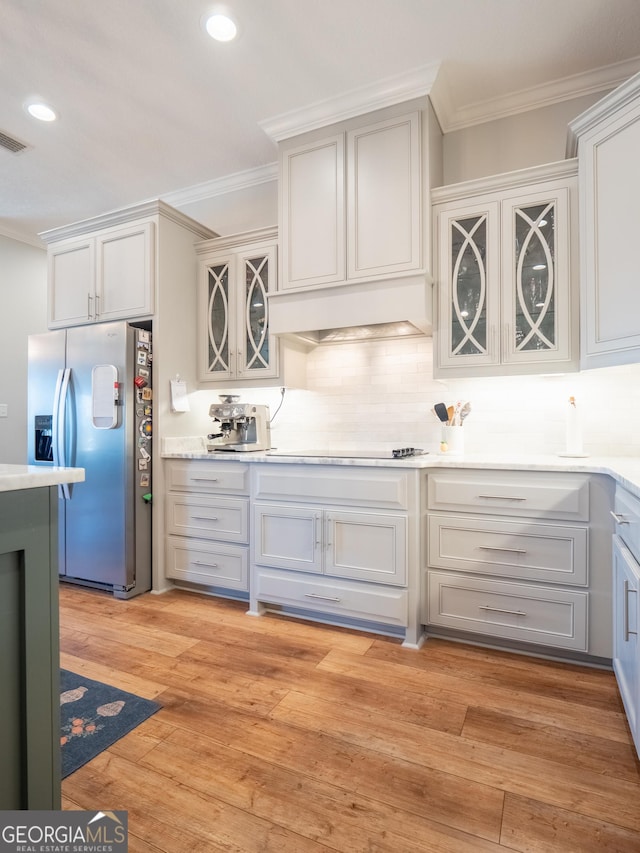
xmin=60 ymin=669 xmax=161 ymax=778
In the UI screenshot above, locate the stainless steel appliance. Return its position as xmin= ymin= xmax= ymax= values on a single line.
xmin=27 ymin=321 xmax=152 ymax=598
xmin=207 ymin=396 xmax=271 ymax=451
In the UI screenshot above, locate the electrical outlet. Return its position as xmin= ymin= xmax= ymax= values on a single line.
xmin=0 ymin=403 xmax=7 ymax=417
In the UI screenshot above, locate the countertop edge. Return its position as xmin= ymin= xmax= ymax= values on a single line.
xmin=0 ymin=465 xmax=85 ymax=493
xmin=160 ymin=450 xmax=640 ymax=499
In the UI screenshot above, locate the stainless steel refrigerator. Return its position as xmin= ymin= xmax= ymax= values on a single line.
xmin=27 ymin=321 xmax=152 ymax=598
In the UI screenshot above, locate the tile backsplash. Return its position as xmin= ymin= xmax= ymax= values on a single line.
xmin=189 ymin=336 xmax=640 ymax=457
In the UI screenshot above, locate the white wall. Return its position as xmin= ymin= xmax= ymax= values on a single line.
xmin=0 ymin=235 xmax=48 ymax=462
xmin=182 ymin=335 xmax=640 ymax=458
xmin=177 ymin=181 xmax=277 ymax=238
xmin=441 ymin=92 xmax=606 ymax=184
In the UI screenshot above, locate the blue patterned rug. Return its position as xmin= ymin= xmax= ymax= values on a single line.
xmin=60 ymin=669 xmax=161 ymax=778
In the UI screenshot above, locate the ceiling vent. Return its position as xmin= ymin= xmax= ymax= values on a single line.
xmin=0 ymin=130 xmax=29 ymax=154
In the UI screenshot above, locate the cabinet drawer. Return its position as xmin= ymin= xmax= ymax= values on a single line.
xmin=253 ymin=464 xmax=410 ymax=509
xmin=255 ymin=568 xmax=408 ymax=627
xmin=166 ymin=494 xmax=248 ymax=543
xmin=428 ymin=514 xmax=588 ymax=585
xmin=166 ymin=536 xmax=248 ymax=591
xmin=427 ymin=470 xmax=589 ymax=520
xmin=427 ymin=571 xmax=588 ymax=650
xmin=613 ymin=486 xmax=640 ymax=566
xmin=166 ymin=460 xmax=250 ymax=494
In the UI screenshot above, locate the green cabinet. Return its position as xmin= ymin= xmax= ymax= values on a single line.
xmin=0 ymin=487 xmax=61 ymax=809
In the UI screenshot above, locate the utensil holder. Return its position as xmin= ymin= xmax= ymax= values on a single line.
xmin=440 ymin=425 xmax=464 ymax=455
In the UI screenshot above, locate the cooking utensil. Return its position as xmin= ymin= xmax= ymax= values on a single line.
xmin=433 ymin=403 xmax=449 ymax=423
xmin=460 ymin=401 xmax=471 ymax=423
xmin=447 ymin=405 xmax=455 ymax=424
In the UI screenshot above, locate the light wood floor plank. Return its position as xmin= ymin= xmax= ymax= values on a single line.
xmin=58 ymin=587 xmax=640 ymax=852
xmin=501 ymin=792 xmax=640 ymax=852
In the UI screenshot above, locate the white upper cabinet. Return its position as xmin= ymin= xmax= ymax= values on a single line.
xmin=432 ymin=161 xmax=578 ymax=378
xmin=47 ymin=220 xmax=155 ymax=328
xmin=568 ymin=71 xmax=640 ymax=369
xmin=41 ymin=201 xmax=214 ymax=330
xmin=196 ymin=230 xmax=279 ymax=383
xmin=195 ymin=227 xmax=307 ymax=387
xmin=279 ymin=106 xmax=424 ymax=292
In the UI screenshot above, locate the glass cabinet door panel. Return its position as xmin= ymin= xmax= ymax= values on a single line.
xmin=243 ymin=255 xmax=270 ymax=374
xmin=450 ymin=216 xmax=488 ymax=357
xmin=206 ymin=263 xmax=231 ymax=374
xmin=513 ymin=202 xmax=556 ymax=352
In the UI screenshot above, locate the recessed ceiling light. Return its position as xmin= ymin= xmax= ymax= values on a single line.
xmin=26 ymin=102 xmax=58 ymax=122
xmin=205 ymin=13 xmax=237 ymax=41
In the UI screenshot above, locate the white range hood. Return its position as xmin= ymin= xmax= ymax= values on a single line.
xmin=268 ymin=272 xmax=432 ymax=345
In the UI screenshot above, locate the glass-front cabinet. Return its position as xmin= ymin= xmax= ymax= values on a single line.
xmin=197 ymin=230 xmax=279 ymax=383
xmin=433 ymin=162 xmax=578 ymax=377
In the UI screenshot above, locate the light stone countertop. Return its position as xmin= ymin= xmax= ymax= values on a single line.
xmin=161 ymin=437 xmax=640 ymax=500
xmin=0 ymin=464 xmax=85 ymax=493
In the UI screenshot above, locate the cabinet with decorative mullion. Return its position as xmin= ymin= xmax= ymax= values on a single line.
xmin=197 ymin=228 xmax=280 ymax=384
xmin=432 ymin=160 xmax=578 ymax=378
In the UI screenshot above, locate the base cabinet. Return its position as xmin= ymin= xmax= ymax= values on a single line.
xmin=611 ymin=482 xmax=640 ymax=757
xmin=424 ymin=469 xmax=611 ymax=657
xmin=164 ymin=460 xmax=250 ymax=595
xmin=0 ymin=488 xmax=60 ymax=809
xmin=250 ymin=464 xmax=419 ymax=644
xmin=612 ymin=536 xmax=640 ymax=755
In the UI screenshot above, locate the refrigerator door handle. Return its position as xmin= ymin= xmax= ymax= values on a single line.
xmin=53 ymin=367 xmax=72 ymax=500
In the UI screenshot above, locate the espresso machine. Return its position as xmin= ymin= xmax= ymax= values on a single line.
xmin=207 ymin=396 xmax=271 ymax=451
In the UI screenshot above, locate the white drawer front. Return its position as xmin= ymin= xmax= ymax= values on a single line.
xmin=166 ymin=460 xmax=250 ymax=494
xmin=255 ymin=568 xmax=408 ymax=627
xmin=428 ymin=514 xmax=588 ymax=585
xmin=427 ymin=571 xmax=588 ymax=650
xmin=614 ymin=486 xmax=640 ymax=567
xmin=166 ymin=494 xmax=249 ymax=543
xmin=427 ymin=470 xmax=589 ymax=520
xmin=166 ymin=536 xmax=248 ymax=590
xmin=253 ymin=464 xmax=410 ymax=509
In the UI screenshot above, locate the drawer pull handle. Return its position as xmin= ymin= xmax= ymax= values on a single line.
xmin=478 ymin=546 xmax=527 ymax=555
xmin=192 ymin=477 xmax=219 ymax=482
xmin=193 ymin=515 xmax=218 ymax=521
xmin=193 ymin=560 xmax=218 ymax=568
xmin=610 ymin=511 xmax=630 ymax=524
xmin=624 ymin=580 xmax=638 ymax=640
xmin=477 ymin=494 xmax=526 ymax=502
xmin=304 ymin=593 xmax=341 ymax=603
xmin=479 ymin=605 xmax=527 ymax=617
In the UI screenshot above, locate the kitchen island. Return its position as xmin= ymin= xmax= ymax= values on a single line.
xmin=0 ymin=464 xmax=84 ymax=810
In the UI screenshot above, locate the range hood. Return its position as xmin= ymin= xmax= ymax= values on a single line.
xmin=268 ymin=273 xmax=432 ymax=345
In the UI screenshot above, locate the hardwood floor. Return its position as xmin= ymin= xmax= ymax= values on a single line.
xmin=59 ymin=584 xmax=640 ymax=852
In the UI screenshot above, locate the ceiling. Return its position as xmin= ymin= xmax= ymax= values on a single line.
xmin=2 ymin=0 xmax=640 ymax=244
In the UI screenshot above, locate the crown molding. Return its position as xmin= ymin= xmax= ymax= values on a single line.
xmin=433 ymin=55 xmax=640 ymax=133
xmin=195 ymin=224 xmax=277 ymax=254
xmin=39 ymin=199 xmax=216 ymax=243
xmin=567 ymin=68 xmax=640 ymax=155
xmin=162 ymin=162 xmax=278 ymax=208
xmin=431 ymin=158 xmax=578 ymax=205
xmin=260 ymin=62 xmax=441 ymax=142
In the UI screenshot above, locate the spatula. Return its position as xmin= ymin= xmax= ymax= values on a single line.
xmin=433 ymin=403 xmax=449 ymax=423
